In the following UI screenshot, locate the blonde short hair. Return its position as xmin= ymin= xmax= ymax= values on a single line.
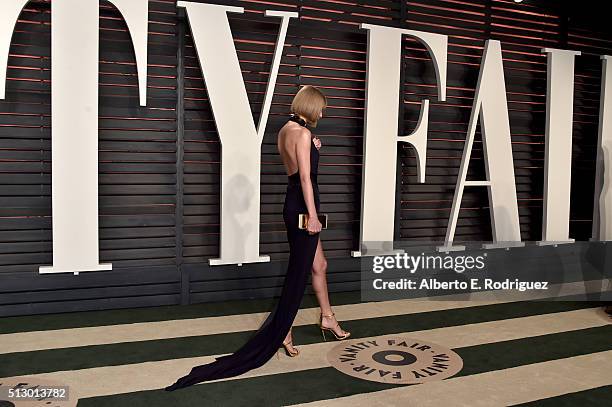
xmin=290 ymin=85 xmax=327 ymax=128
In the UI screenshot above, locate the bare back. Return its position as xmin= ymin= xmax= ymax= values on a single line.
xmin=277 ymin=121 xmax=312 ymax=176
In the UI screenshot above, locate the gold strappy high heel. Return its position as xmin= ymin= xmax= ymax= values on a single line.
xmin=318 ymin=312 xmax=351 ymax=341
xmin=277 ymin=328 xmax=299 ymax=358
xmin=281 ymin=340 xmax=299 ymax=357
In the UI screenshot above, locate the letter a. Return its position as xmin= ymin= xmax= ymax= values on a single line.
xmin=439 ymin=40 xmax=523 ymax=252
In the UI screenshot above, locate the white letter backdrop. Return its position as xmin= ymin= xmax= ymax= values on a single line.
xmin=1 ymin=0 xmax=148 ymax=274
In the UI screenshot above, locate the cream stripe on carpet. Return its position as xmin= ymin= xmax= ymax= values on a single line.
xmin=289 ymin=350 xmax=612 ymax=407
xmin=1 ymin=307 xmax=607 ymax=399
xmin=0 ymin=280 xmax=600 ymax=354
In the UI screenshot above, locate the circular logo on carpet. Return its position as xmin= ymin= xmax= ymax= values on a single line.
xmin=326 ymin=336 xmax=463 ymax=384
xmin=0 ymin=376 xmax=78 ymax=407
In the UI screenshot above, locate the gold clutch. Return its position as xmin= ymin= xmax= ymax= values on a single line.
xmin=298 ymin=213 xmax=328 ymax=230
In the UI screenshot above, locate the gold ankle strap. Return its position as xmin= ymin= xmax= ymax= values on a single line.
xmin=321 ymin=312 xmax=335 ymax=318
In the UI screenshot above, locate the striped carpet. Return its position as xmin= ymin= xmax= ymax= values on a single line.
xmin=1 ymin=284 xmax=611 ymax=406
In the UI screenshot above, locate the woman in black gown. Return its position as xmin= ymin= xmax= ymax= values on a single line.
xmin=165 ymin=85 xmax=349 ymax=392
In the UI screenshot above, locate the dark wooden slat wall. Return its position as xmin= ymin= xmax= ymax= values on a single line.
xmin=0 ymin=0 xmax=183 ymax=315
xmin=399 ymin=0 xmax=607 ymax=243
xmin=0 ymin=0 xmax=610 ymax=316
xmin=567 ymin=12 xmax=610 ymax=240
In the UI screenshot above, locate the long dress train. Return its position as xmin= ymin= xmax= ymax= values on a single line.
xmin=165 ymin=129 xmax=321 ymax=391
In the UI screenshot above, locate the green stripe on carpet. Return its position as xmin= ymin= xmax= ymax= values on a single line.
xmin=0 ymin=291 xmax=362 ymax=334
xmin=512 ymin=385 xmax=612 ymax=406
xmin=75 ymin=325 xmax=612 ymax=407
xmin=0 ymin=301 xmax=600 ymax=378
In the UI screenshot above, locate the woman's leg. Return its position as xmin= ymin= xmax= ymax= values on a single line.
xmin=282 ymin=240 xmax=324 ymax=350
xmin=311 ymin=237 xmax=349 ymax=337
xmin=311 ymin=237 xmax=331 ymax=315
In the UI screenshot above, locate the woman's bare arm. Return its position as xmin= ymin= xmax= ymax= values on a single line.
xmin=295 ymin=128 xmax=318 ymax=218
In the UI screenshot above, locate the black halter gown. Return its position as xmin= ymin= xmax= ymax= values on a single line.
xmin=165 ymin=114 xmax=321 ymax=391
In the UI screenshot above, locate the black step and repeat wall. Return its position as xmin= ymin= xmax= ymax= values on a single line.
xmin=0 ymin=0 xmax=609 ymax=316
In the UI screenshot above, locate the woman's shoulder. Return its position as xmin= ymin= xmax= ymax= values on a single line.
xmin=281 ymin=122 xmax=312 ymax=143
xmin=300 ymin=126 xmax=312 ymax=138
xmin=288 ymin=125 xmax=310 ymax=139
